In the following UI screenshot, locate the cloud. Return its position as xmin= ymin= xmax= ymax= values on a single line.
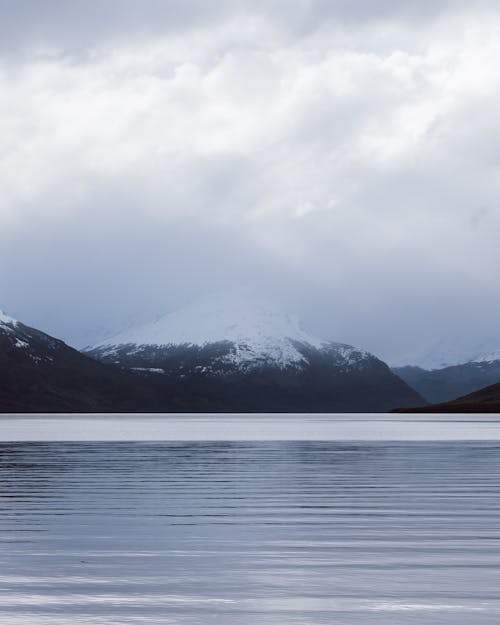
xmin=1 ymin=1 xmax=500 ymax=362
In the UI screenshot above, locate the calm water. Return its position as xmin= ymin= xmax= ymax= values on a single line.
xmin=1 ymin=433 xmax=500 ymax=623
xmin=3 ymin=413 xmax=500 ymax=441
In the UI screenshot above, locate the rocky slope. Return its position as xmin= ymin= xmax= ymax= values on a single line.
xmin=0 ymin=311 xmax=154 ymax=412
xmin=395 ymin=379 xmax=500 ymax=413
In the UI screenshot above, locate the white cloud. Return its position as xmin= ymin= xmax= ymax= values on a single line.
xmin=1 ymin=2 xmax=500 ymax=361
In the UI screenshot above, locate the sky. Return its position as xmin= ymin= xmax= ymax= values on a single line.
xmin=1 ymin=0 xmax=500 ymax=365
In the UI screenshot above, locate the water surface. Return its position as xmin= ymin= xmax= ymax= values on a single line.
xmin=1 ymin=436 xmax=500 ymax=623
xmin=2 ymin=413 xmax=500 ymax=441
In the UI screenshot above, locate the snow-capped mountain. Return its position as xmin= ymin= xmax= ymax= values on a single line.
xmin=392 ymin=334 xmax=500 ymax=371
xmin=0 ymin=298 xmax=424 ymax=413
xmin=88 ymin=291 xmax=370 ymax=373
xmin=85 ymin=292 xmax=424 ymax=412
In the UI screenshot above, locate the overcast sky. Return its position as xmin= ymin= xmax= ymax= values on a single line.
xmin=1 ymin=0 xmax=500 ymax=364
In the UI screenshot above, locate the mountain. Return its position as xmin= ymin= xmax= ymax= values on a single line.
xmin=395 ymin=379 xmax=500 ymax=413
xmin=390 ymin=333 xmax=500 ymax=371
xmin=85 ymin=292 xmax=424 ymax=412
xmin=0 ymin=310 xmax=157 ymax=412
xmin=394 ymin=351 xmax=500 ymax=404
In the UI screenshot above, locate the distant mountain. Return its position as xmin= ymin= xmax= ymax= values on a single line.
xmin=0 ymin=310 xmax=155 ymax=412
xmin=85 ymin=292 xmax=424 ymax=412
xmin=391 ymin=334 xmax=500 ymax=371
xmin=394 ymin=351 xmax=500 ymax=404
xmin=396 ymin=378 xmax=500 ymax=413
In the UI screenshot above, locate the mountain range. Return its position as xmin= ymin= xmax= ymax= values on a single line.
xmin=5 ymin=290 xmax=500 ymax=413
xmin=393 ymin=349 xmax=500 ymax=404
xmin=0 ymin=294 xmax=423 ymax=413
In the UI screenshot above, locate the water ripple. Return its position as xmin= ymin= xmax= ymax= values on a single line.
xmin=0 ymin=441 xmax=500 ymax=623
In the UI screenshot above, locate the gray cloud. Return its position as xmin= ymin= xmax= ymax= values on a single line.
xmin=0 ymin=0 xmax=493 ymax=53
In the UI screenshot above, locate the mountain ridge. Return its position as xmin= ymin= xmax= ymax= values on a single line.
xmin=395 ymin=378 xmax=500 ymax=413
xmin=0 ymin=310 xmax=157 ymax=412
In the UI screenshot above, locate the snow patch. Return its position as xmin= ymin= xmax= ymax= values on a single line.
xmin=333 ymin=344 xmax=371 ymax=367
xmin=470 ymin=350 xmax=500 ymax=364
xmin=0 ymin=310 xmax=18 ymax=328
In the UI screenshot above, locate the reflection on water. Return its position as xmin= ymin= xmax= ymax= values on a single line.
xmin=1 ymin=441 xmax=500 ymax=624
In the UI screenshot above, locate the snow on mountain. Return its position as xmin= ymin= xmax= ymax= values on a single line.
xmin=410 ymin=347 xmax=500 ymax=370
xmin=91 ymin=291 xmax=369 ymax=371
xmin=469 ymin=349 xmax=500 ymax=364
xmin=0 ymin=310 xmax=28 ymax=350
xmin=0 ymin=308 xmax=58 ymax=362
xmin=0 ymin=310 xmax=18 ymax=328
xmin=393 ymin=335 xmax=500 ymax=371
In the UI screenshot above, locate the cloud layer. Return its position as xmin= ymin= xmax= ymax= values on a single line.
xmin=1 ymin=1 xmax=500 ymax=363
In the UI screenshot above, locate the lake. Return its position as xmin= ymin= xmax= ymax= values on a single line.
xmin=1 ymin=415 xmax=500 ymax=624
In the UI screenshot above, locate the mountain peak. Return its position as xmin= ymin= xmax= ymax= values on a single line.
xmin=93 ymin=290 xmax=327 ymax=369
